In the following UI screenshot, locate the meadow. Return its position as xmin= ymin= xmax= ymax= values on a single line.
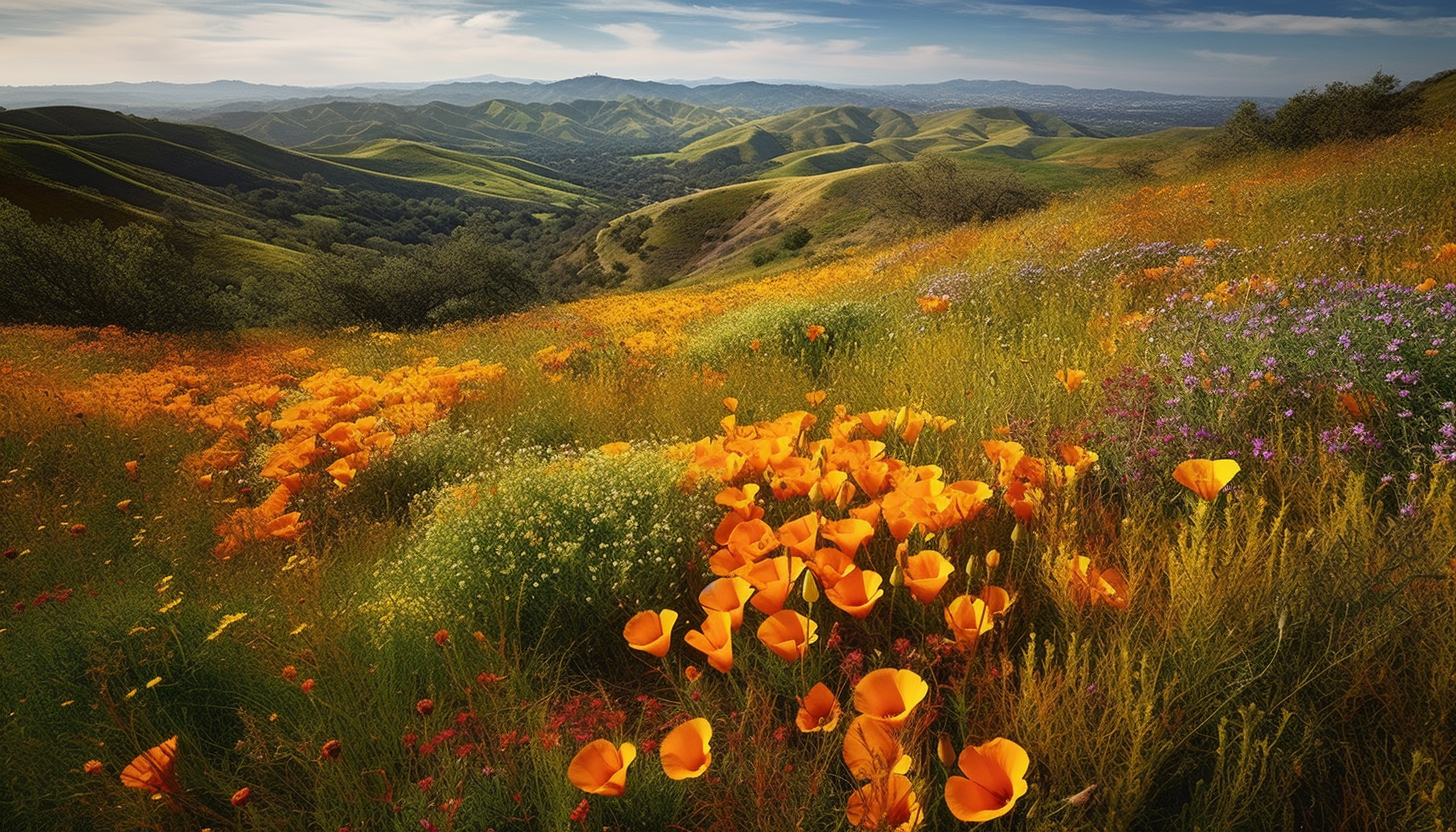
xmin=3 ymin=118 xmax=1456 ymax=831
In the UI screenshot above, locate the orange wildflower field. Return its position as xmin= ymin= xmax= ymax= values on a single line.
xmin=4 ymin=124 xmax=1456 ymax=831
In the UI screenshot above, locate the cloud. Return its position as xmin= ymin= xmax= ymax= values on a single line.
xmin=564 ymin=1 xmax=850 ymax=30
xmin=597 ymin=22 xmax=662 ymax=47
xmin=1192 ymin=49 xmax=1277 ymax=67
xmin=968 ymin=2 xmax=1456 ymax=37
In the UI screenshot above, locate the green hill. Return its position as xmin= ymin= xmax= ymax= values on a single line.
xmin=200 ymin=98 xmax=753 ymax=153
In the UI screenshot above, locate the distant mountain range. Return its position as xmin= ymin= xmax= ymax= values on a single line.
xmin=0 ymin=75 xmax=1284 ymax=135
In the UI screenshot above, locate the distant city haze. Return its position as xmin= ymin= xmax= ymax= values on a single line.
xmin=1 ymin=0 xmax=1453 ymax=97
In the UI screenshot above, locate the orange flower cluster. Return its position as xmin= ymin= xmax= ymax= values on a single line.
xmin=212 ymin=359 xmax=505 ymax=558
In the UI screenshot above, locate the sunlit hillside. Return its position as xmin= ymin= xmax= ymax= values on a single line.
xmin=3 ymin=105 xmax=1456 ymax=832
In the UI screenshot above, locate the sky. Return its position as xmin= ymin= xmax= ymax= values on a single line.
xmin=1 ymin=0 xmax=1453 ymax=97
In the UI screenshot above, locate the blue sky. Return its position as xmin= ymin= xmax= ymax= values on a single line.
xmin=1 ymin=0 xmax=1452 ymax=96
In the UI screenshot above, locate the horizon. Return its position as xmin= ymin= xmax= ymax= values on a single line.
xmin=1 ymin=1 xmax=1452 ymax=99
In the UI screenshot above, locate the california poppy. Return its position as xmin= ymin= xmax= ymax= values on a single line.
xmin=1068 ymin=556 xmax=1129 ymax=610
xmin=944 ymin=594 xmax=994 ymax=650
xmin=120 ymin=736 xmax=180 ymax=795
xmin=1171 ymin=458 xmax=1240 ymax=501
xmin=902 ymin=550 xmax=953 ymax=604
xmin=756 ymin=609 xmax=817 ymax=662
xmin=825 ymin=567 xmax=885 ymax=619
xmin=698 ymin=577 xmax=755 ymax=631
xmin=623 ymin=609 xmax=678 ymax=657
xmin=842 ymin=715 xmax=912 ymax=780
xmin=797 ymin=682 xmax=842 ymax=733
xmin=740 ymin=555 xmax=806 ymax=616
xmin=660 ymin=718 xmax=712 ymax=780
xmin=944 ymin=737 xmax=1030 ymax=822
xmin=821 ymin=517 xmax=875 ymax=557
xmin=917 ymin=296 xmax=950 ymax=314
xmin=853 ymin=668 xmax=928 ymax=730
xmin=806 ymin=389 xmax=827 ymax=407
xmin=846 ymin=772 xmax=923 ymax=831
xmin=1056 ymin=368 xmax=1086 ymax=393
xmin=807 ymin=325 xmax=826 ymax=342
xmin=777 ymin=512 xmax=822 ymax=558
xmin=808 ymin=546 xmax=858 ymax=590
xmin=567 ymin=739 xmax=636 ymax=796
xmin=685 ymin=611 xmax=734 ymax=673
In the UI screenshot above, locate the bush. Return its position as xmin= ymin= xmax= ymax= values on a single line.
xmin=358 ymin=444 xmax=715 ymax=666
xmin=1208 ymin=73 xmax=1421 ymax=156
xmin=866 ymin=155 xmax=1049 ymax=230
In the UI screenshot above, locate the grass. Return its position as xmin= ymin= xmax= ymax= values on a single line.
xmin=3 ymin=121 xmax=1456 ymax=831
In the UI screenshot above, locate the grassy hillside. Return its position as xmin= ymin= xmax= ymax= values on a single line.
xmin=200 ymin=98 xmax=753 ymax=153
xmin=3 ymin=117 xmax=1456 ymax=832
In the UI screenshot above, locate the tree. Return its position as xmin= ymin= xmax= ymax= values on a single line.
xmin=1207 ymin=73 xmax=1420 ymax=157
xmin=868 ymin=155 xmax=1048 ymax=230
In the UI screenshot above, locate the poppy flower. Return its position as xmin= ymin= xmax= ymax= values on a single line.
xmin=825 ymin=567 xmax=885 ymax=619
xmin=116 ymin=499 xmax=132 ymax=514
xmin=842 ymin=715 xmax=912 ymax=780
xmin=979 ymin=584 xmax=1014 ymax=618
xmin=777 ymin=512 xmax=821 ymax=558
xmin=715 ymin=484 xmax=761 ymax=519
xmin=808 ymin=547 xmax=857 ymax=589
xmin=125 ymin=460 xmax=140 ymax=480
xmin=83 ymin=760 xmax=103 ymax=775
xmin=120 ymin=736 xmax=181 ymax=795
xmin=1172 ymin=458 xmax=1240 ymax=501
xmin=740 ymin=555 xmax=806 ymax=616
xmin=846 ymin=772 xmax=923 ymax=831
xmin=1068 ymin=557 xmax=1129 ymax=610
xmin=1056 ymin=368 xmax=1086 ymax=393
xmin=684 ymin=611 xmax=734 ymax=673
xmin=416 ymin=698 xmax=435 ymax=716
xmin=725 ymin=518 xmax=780 ymax=563
xmin=853 ymin=668 xmax=928 ymax=730
xmin=821 ymin=518 xmax=875 ymax=557
xmin=944 ymin=595 xmax=994 ymax=650
xmin=660 ymin=718 xmax=712 ymax=780
xmin=723 ymin=397 xmax=739 ymax=413
xmin=623 ymin=609 xmax=677 ymax=657
xmin=857 ymin=410 xmax=893 ymax=438
xmin=944 ymin=737 xmax=1030 ymax=822
xmin=567 ymin=739 xmax=636 ymax=796
xmin=916 ymin=296 xmax=950 ymax=314
xmin=230 ymin=786 xmax=252 ymax=807
xmin=433 ymin=629 xmax=450 ymax=647
xmin=902 ymin=550 xmax=953 ymax=604
xmin=756 ymin=609 xmax=817 ymax=662
xmin=320 ymin=739 xmax=341 ymax=760
xmin=796 ymin=682 xmax=842 ymax=733
xmin=806 ymin=389 xmax=827 ymax=407
xmin=698 ymin=577 xmax=754 ymax=631
xmin=807 ymin=325 xmax=826 ymax=342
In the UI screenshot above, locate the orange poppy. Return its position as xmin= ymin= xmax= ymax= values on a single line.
xmin=1171 ymin=458 xmax=1240 ymax=501
xmin=821 ymin=518 xmax=875 ymax=557
xmin=979 ymin=584 xmax=1015 ymax=618
xmin=842 ymin=715 xmax=912 ymax=780
xmin=120 ymin=736 xmax=181 ymax=796
xmin=903 ymin=550 xmax=953 ymax=604
xmin=124 ymin=460 xmax=139 ymax=480
xmin=567 ymin=739 xmax=636 ymax=796
xmin=660 ymin=718 xmax=712 ymax=780
xmin=684 ymin=611 xmax=734 ymax=673
xmin=726 ymin=518 xmax=780 ymax=562
xmin=1068 ymin=556 xmax=1129 ymax=610
xmin=756 ymin=609 xmax=817 ymax=662
xmin=796 ymin=682 xmax=842 ymax=733
xmin=715 ymin=484 xmax=761 ymax=519
xmin=807 ymin=325 xmax=826 ymax=342
xmin=916 ymin=296 xmax=950 ymax=314
xmin=944 ymin=595 xmax=994 ymax=650
xmin=698 ymin=576 xmax=755 ymax=631
xmin=1056 ymin=368 xmax=1086 ymax=393
xmin=622 ymin=609 xmax=677 ymax=657
xmin=808 ymin=546 xmax=859 ymax=590
xmin=853 ymin=668 xmax=928 ymax=730
xmin=944 ymin=737 xmax=1030 ymax=822
xmin=777 ymin=512 xmax=822 ymax=558
xmin=846 ymin=772 xmax=923 ymax=831
xmin=740 ymin=555 xmax=806 ymax=615
xmin=825 ymin=567 xmax=885 ymax=619
xmin=857 ymin=410 xmax=893 ymax=438
xmin=806 ymin=389 xmax=827 ymax=407
xmin=723 ymin=396 xmax=739 ymax=413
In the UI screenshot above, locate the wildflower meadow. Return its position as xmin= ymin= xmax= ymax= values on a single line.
xmin=4 ymin=122 xmax=1456 ymax=831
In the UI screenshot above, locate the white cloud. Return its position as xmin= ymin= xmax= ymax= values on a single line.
xmin=1193 ymin=49 xmax=1277 ymax=67
xmin=564 ymin=0 xmax=850 ymax=29
xmin=970 ymin=2 xmax=1456 ymax=37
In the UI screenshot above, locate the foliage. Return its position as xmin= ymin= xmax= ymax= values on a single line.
xmin=1209 ymin=73 xmax=1422 ymax=156
xmin=867 ymin=154 xmax=1049 ymax=230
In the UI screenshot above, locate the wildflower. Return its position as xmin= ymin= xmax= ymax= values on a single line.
xmin=417 ymin=699 xmax=434 ymax=716
xmin=120 ymin=736 xmax=180 ymax=795
xmin=660 ymin=718 xmax=712 ymax=780
xmin=230 ymin=786 xmax=252 ymax=807
xmin=83 ymin=760 xmax=103 ymax=775
xmin=825 ymin=568 xmax=885 ymax=619
xmin=301 ymin=679 xmax=315 ymax=693
xmin=846 ymin=772 xmax=922 ymax=831
xmin=1171 ymin=458 xmax=1240 ymax=501
xmin=944 ymin=595 xmax=994 ymax=650
xmin=902 ymin=550 xmax=953 ymax=604
xmin=807 ymin=325 xmax=826 ymax=342
xmin=206 ymin=612 xmax=247 ymax=641
xmin=757 ymin=609 xmax=817 ymax=661
xmin=806 ymin=389 xmax=827 ymax=407
xmin=945 ymin=737 xmax=1030 ymax=822
xmin=684 ymin=665 xmax=702 ymax=682
xmin=842 ymin=715 xmax=911 ymax=780
xmin=282 ymin=665 xmax=298 ymax=682
xmin=937 ymin=733 xmax=957 ymax=767
xmin=853 ymin=668 xmax=927 ymax=730
xmin=320 ymin=739 xmax=342 ymax=760
xmin=1056 ymin=368 xmax=1086 ymax=393
xmin=917 ymin=296 xmax=950 ymax=314
xmin=567 ymin=739 xmax=636 ymax=796
xmin=69 ymin=524 xmax=86 ymax=537
xmin=796 ymin=682 xmax=842 ymax=732
xmin=433 ymin=629 xmax=450 ymax=647
xmin=698 ymin=577 xmax=754 ymax=631
xmin=622 ymin=609 xmax=677 ymax=657
xmin=569 ymin=798 xmax=590 ymax=823
xmin=684 ymin=610 xmax=734 ymax=673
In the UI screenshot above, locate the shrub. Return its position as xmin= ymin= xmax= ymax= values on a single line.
xmin=866 ymin=155 xmax=1049 ymax=230
xmin=1208 ymin=73 xmax=1421 ymax=156
xmin=681 ymin=299 xmax=888 ymax=376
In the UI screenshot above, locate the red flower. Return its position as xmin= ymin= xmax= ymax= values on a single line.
xmin=230 ymin=786 xmax=252 ymax=807
xmin=416 ymin=698 xmax=434 ymax=716
xmin=300 ymin=678 xmax=315 ymax=693
xmin=320 ymin=739 xmax=341 ymax=760
xmin=433 ymin=629 xmax=450 ymax=647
